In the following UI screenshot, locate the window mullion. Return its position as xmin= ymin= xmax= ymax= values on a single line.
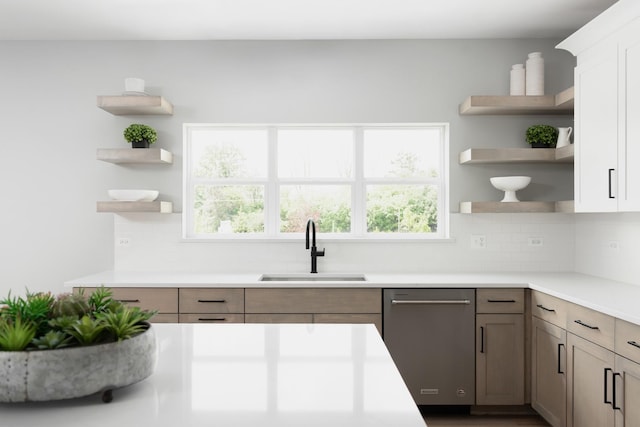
xmin=267 ymin=127 xmax=279 ymax=236
xmin=353 ymin=127 xmax=365 ymax=235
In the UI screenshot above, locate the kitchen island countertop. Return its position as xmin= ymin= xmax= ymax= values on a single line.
xmin=66 ymin=271 xmax=640 ymax=326
xmin=0 ymin=323 xmax=426 ymax=427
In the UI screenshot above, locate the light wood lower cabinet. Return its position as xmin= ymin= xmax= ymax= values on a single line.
xmin=614 ymin=354 xmax=640 ymax=427
xmin=178 ymin=288 xmax=244 ymax=323
xmin=476 ymin=289 xmax=525 ymax=406
xmin=77 ymin=287 xmax=178 ymax=323
xmin=531 ymin=316 xmax=567 ymax=427
xmin=245 ymin=288 xmax=382 ymax=333
xmin=567 ymin=332 xmax=615 ymax=427
xmin=476 ymin=313 xmax=525 ymax=405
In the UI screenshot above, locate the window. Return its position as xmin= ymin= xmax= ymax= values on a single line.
xmin=183 ymin=124 xmax=449 ymax=239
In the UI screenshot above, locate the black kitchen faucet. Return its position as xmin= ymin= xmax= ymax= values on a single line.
xmin=305 ymin=219 xmax=325 ymax=274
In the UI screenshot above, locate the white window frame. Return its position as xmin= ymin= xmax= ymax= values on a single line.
xmin=183 ymin=123 xmax=449 ymax=241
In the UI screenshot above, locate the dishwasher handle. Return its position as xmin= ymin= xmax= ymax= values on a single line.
xmin=391 ymin=299 xmax=472 ymax=305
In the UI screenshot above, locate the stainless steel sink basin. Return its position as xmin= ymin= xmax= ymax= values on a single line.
xmin=259 ymin=273 xmax=367 ymax=282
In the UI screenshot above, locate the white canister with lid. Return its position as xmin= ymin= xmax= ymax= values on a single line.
xmin=510 ymin=64 xmax=525 ymax=95
xmin=525 ymin=52 xmax=544 ymax=95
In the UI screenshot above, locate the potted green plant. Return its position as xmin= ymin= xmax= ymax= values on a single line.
xmin=0 ymin=287 xmax=156 ymax=403
xmin=123 ymin=123 xmax=158 ymax=148
xmin=526 ymin=125 xmax=558 ymax=148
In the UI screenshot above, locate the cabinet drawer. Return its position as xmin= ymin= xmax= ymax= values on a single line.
xmin=245 ymin=288 xmax=381 ymax=314
xmin=179 ymin=288 xmax=244 ymax=313
xmin=179 ymin=313 xmax=245 ymax=323
xmin=245 ymin=313 xmax=313 ymax=323
xmin=566 ymin=303 xmax=615 ymax=350
xmin=79 ymin=287 xmax=178 ymax=313
xmin=476 ymin=288 xmax=525 ymax=313
xmin=531 ymin=290 xmax=568 ymax=327
xmin=151 ymin=313 xmax=179 ymax=323
xmin=615 ymin=319 xmax=640 ymax=364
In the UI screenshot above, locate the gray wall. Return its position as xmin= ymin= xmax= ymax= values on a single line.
xmin=0 ymin=40 xmax=576 ymax=294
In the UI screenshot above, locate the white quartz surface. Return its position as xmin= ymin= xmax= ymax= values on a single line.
xmin=65 ymin=271 xmax=640 ymax=325
xmin=0 ymin=323 xmax=426 ymax=427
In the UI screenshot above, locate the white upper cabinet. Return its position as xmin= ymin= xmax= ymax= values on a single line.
xmin=558 ymin=1 xmax=640 ymax=212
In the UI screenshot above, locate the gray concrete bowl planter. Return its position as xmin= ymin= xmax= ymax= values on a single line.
xmin=0 ymin=323 xmax=156 ymax=403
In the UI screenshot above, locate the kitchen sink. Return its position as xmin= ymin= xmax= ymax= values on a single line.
xmin=259 ymin=273 xmax=367 ymax=282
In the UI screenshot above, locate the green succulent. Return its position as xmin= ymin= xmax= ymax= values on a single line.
xmin=526 ymin=125 xmax=558 ymax=146
xmin=32 ymin=330 xmax=73 ymax=350
xmin=97 ymin=306 xmax=155 ymax=342
xmin=0 ymin=317 xmax=37 ymax=351
xmin=0 ymin=291 xmax=54 ymax=336
xmin=64 ymin=315 xmax=106 ymax=346
xmin=51 ymin=293 xmax=90 ymax=319
xmin=123 ymin=124 xmax=157 ymax=144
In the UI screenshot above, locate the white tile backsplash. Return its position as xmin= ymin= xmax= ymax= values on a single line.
xmin=575 ymin=213 xmax=640 ymax=284
xmin=114 ymin=213 xmax=575 ymax=274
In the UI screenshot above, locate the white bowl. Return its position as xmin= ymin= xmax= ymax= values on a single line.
xmin=490 ymin=176 xmax=531 ymax=202
xmin=108 ymin=189 xmax=159 ymax=202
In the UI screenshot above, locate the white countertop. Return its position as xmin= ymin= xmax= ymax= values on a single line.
xmin=65 ymin=271 xmax=640 ymax=326
xmin=0 ymin=323 xmax=426 ymax=427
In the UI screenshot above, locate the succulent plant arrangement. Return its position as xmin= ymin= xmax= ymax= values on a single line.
xmin=0 ymin=287 xmax=155 ymax=351
xmin=123 ymin=123 xmax=157 ymax=148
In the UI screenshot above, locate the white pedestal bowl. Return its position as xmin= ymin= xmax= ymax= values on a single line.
xmin=490 ymin=176 xmax=531 ymax=202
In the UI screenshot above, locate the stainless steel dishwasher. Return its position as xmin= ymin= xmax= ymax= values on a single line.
xmin=383 ymin=288 xmax=475 ymax=405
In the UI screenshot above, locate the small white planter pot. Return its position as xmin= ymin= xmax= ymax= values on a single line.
xmin=0 ymin=324 xmax=156 ymax=403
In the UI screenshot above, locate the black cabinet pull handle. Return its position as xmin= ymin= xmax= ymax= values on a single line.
xmin=480 ymin=326 xmax=485 ymax=353
xmin=613 ymin=372 xmax=622 ymax=410
xmin=197 ymin=299 xmax=226 ymax=303
xmin=536 ymin=304 xmax=556 ymax=312
xmin=609 ymin=169 xmax=615 ymax=199
xmin=575 ymin=319 xmax=599 ymax=330
xmin=198 ymin=317 xmax=227 ymax=322
xmin=487 ymin=299 xmax=516 ymax=303
xmin=604 ymin=368 xmax=613 ymax=405
xmin=628 ymin=340 xmax=640 ymax=350
xmin=117 ymin=299 xmax=140 ymax=303
xmin=557 ymin=343 xmax=565 ymax=374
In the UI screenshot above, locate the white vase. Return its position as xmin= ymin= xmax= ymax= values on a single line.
xmin=556 ymin=127 xmax=573 ymax=148
xmin=526 ymin=52 xmax=544 ymax=95
xmin=510 ymin=64 xmax=525 ymax=95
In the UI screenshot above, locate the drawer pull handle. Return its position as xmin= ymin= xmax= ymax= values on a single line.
xmin=557 ymin=343 xmax=565 ymax=374
xmin=575 ymin=319 xmax=599 ymax=330
xmin=604 ymin=368 xmax=612 ymax=405
xmin=613 ymin=372 xmax=622 ymax=411
xmin=608 ymin=169 xmax=615 ymax=199
xmin=198 ymin=299 xmax=226 ymax=303
xmin=487 ymin=299 xmax=516 ymax=303
xmin=392 ymin=299 xmax=471 ymax=305
xmin=628 ymin=340 xmax=640 ymax=349
xmin=536 ymin=304 xmax=556 ymax=312
xmin=117 ymin=299 xmax=140 ymax=303
xmin=198 ymin=317 xmax=226 ymax=322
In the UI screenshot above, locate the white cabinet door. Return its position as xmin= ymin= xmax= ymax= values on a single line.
xmin=574 ymin=50 xmax=619 ymax=212
xmin=619 ymin=20 xmax=640 ymax=211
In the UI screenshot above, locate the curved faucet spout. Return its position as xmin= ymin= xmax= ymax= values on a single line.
xmin=305 ymin=219 xmax=324 ymax=273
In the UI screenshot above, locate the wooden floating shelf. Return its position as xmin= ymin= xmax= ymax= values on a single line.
xmin=460 ymin=200 xmax=574 ymax=214
xmin=459 ymin=87 xmax=574 ymax=115
xmin=97 ymin=201 xmax=173 ymax=213
xmin=97 ymin=95 xmax=173 ymax=115
xmin=459 ymin=145 xmax=574 ymax=164
xmin=97 ymin=148 xmax=173 ymax=164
